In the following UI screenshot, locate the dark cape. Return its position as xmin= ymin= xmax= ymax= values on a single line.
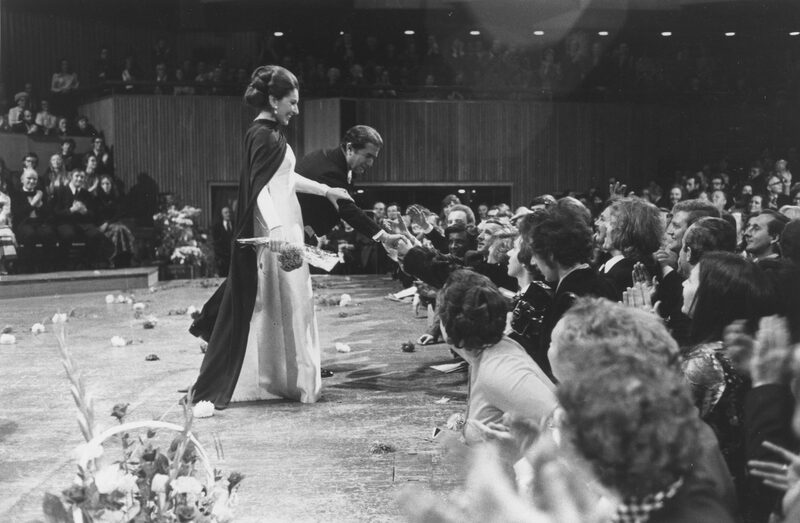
xmin=190 ymin=118 xmax=287 ymax=407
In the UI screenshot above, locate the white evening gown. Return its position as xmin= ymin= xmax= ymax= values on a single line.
xmin=231 ymin=144 xmax=322 ymax=403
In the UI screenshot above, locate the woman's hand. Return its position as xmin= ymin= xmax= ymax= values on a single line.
xmin=268 ymin=225 xmax=286 ymax=251
xmin=748 ymin=441 xmax=800 ymax=492
xmin=653 ymin=249 xmax=677 ymax=272
xmin=325 ymin=187 xmax=353 ymax=211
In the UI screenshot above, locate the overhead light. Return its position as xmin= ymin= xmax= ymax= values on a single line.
xmin=533 ymin=30 xmax=545 ymax=36
xmin=339 ymin=31 xmax=344 ymax=36
xmin=457 ymin=189 xmax=466 ymax=194
xmin=273 ymin=31 xmax=284 ymax=37
xmin=598 ymin=31 xmax=609 ymax=36
xmin=356 ymin=189 xmax=364 ymax=194
xmin=725 ymin=32 xmax=736 ymax=36
xmin=661 ymin=31 xmax=672 ymax=37
xmin=469 ymin=30 xmax=481 ymax=36
xmin=404 ymin=30 xmax=415 ymax=35
xmin=791 ymin=31 xmax=800 ymax=36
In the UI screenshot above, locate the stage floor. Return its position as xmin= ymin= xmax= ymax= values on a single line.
xmin=0 ymin=275 xmax=468 ymax=522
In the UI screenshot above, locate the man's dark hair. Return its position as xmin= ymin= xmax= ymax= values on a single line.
xmin=780 ymin=220 xmax=800 ymax=265
xmin=683 ymin=217 xmax=737 ymax=265
xmin=672 ymin=199 xmax=720 ymax=225
xmin=341 ymin=125 xmax=383 ymax=150
xmin=754 ymin=209 xmax=791 ymax=239
xmin=528 ymin=200 xmax=593 ymax=267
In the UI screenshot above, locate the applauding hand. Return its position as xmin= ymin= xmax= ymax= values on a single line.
xmin=406 ymin=204 xmax=435 ymax=233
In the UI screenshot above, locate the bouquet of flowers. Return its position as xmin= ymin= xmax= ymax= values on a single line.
xmin=171 ymin=245 xmax=206 ymax=267
xmin=153 ymin=206 xmax=206 ymax=262
xmin=236 ymin=238 xmax=340 ymax=273
xmin=44 ymin=324 xmax=243 ymax=523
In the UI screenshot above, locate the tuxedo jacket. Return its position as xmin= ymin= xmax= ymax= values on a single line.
xmin=212 ymin=220 xmax=234 ymax=257
xmin=295 ymin=147 xmax=380 ymax=240
xmin=50 ymin=185 xmax=97 ymax=224
xmin=10 ymin=188 xmax=52 ymax=225
xmin=600 ymin=256 xmax=635 ymax=302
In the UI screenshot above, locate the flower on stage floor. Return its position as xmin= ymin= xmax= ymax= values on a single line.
xmin=45 ymin=327 xmax=245 ymax=522
xmin=193 ymin=400 xmax=215 ymax=418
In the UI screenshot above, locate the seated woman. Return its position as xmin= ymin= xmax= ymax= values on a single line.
xmin=438 ymin=270 xmax=557 ymax=447
xmin=44 ymin=153 xmax=69 ymax=197
xmin=681 ymin=251 xmax=775 ymax=501
xmin=94 ymin=174 xmax=134 ymax=268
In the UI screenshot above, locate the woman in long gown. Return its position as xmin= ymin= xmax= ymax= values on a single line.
xmin=191 ymin=65 xmax=352 ymax=407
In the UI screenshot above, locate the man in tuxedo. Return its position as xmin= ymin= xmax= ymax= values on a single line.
xmin=51 ymin=169 xmax=108 ymax=268
xmin=212 ymin=206 xmax=234 ymax=277
xmin=296 ymin=125 xmax=404 ymax=250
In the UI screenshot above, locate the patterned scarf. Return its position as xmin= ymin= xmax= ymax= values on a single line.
xmin=612 ymin=477 xmax=684 ymax=523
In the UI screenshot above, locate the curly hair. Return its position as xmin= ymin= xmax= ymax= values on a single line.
xmin=558 ymin=364 xmax=701 ymax=498
xmin=606 ymin=197 xmax=664 ymax=266
xmin=516 ymin=209 xmax=547 ymax=274
xmin=528 ymin=200 xmax=593 ymax=268
xmin=550 ymin=297 xmax=681 ymax=382
xmin=438 ymin=270 xmax=508 ymax=349
xmin=243 ymin=65 xmax=298 ymax=111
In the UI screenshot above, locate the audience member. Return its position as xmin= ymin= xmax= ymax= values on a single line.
xmin=34 ymin=100 xmax=58 ymax=135
xmin=51 ymin=169 xmax=108 ymax=269
xmin=744 ymin=210 xmax=790 ymax=263
xmin=10 ymin=169 xmax=57 ymax=272
xmin=94 ymin=174 xmax=134 ymax=268
xmin=212 ymin=206 xmax=234 ymax=277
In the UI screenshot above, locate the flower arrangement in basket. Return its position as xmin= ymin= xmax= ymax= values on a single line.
xmin=43 ymin=323 xmax=243 ymax=522
xmin=153 ymin=205 xmax=212 ymax=269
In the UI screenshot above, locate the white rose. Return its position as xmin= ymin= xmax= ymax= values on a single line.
xmin=151 ymin=473 xmax=169 ymax=493
xmin=0 ymin=333 xmax=16 ymax=344
xmin=193 ymin=401 xmax=214 ymax=418
xmin=110 ymin=336 xmax=127 ymax=347
xmin=74 ymin=441 xmax=104 ymax=462
xmin=338 ymin=294 xmax=352 ymax=307
xmin=132 ymin=302 xmax=146 ymax=312
xmin=171 ymin=476 xmax=203 ymax=495
xmin=116 ymin=294 xmax=126 ymax=303
xmin=94 ymin=464 xmax=124 ymax=494
xmin=52 ymin=312 xmax=68 ymax=324
xmin=31 ymin=323 xmax=45 ymax=334
xmin=105 ymin=294 xmax=115 ymax=304
xmin=118 ymin=473 xmax=139 ymax=493
xmin=335 ymin=342 xmax=351 ymax=353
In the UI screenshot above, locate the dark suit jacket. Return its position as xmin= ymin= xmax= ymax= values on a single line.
xmin=600 ymin=256 xmax=635 ymax=302
xmin=538 ymin=266 xmax=617 ymax=380
xmin=10 ymin=188 xmax=52 ymax=226
xmin=212 ymin=220 xmax=234 ymax=260
xmin=295 ymin=147 xmax=380 ymax=240
xmin=50 ymin=185 xmax=97 ymax=225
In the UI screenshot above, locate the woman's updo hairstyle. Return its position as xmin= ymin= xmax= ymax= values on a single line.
xmin=438 ymin=270 xmax=508 ymax=350
xmin=243 ymin=65 xmax=299 ymax=111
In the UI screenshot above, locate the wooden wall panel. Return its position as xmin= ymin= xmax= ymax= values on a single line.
xmin=302 ymin=98 xmax=342 ymax=153
xmin=81 ymin=97 xmax=115 ymax=146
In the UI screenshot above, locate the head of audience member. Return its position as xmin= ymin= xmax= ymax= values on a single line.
xmin=665 ymin=199 xmax=720 ymax=253
xmin=60 ymin=138 xmax=75 ymax=156
xmin=98 ymin=174 xmax=117 ymax=198
xmin=669 ymin=185 xmax=684 ymax=206
xmin=684 ymin=174 xmax=701 ymax=198
xmin=744 ymin=210 xmax=790 ymax=261
xmin=710 ymin=175 xmax=726 ymax=192
xmin=476 ymin=219 xmax=505 ymax=251
xmin=57 ymin=118 xmax=70 ymax=135
xmin=22 ymin=109 xmax=35 ymax=126
xmin=781 ymin=220 xmax=800 ymax=266
xmin=59 ymin=59 xmax=72 ymax=74
xmin=749 ymin=163 xmax=764 ymax=182
xmin=441 ymin=194 xmax=460 ymax=215
xmin=558 ymin=363 xmax=701 ymax=502
xmin=77 ymin=116 xmax=93 ymax=133
xmin=487 ymin=231 xmax=515 ymax=265
xmin=23 ymin=152 xmax=38 ymax=171
xmin=84 ymin=155 xmax=98 ymax=175
xmin=49 ymin=153 xmax=64 ymax=172
xmin=678 ymin=217 xmax=737 ymax=277
xmin=92 ymin=136 xmax=105 ymax=154
xmin=749 ymin=194 xmax=765 ymax=214
xmin=438 ymin=270 xmax=507 ymax=350
xmin=549 ymin=297 xmax=681 ymax=384
xmin=593 ymin=204 xmax=613 ymax=253
xmin=340 ymin=125 xmax=382 ymax=176
xmin=386 ymin=203 xmax=401 ymax=221
xmin=443 ymin=222 xmax=476 ymax=260
xmin=372 ymin=201 xmax=386 ymax=220
xmin=477 ymin=203 xmax=489 ymax=221
xmin=20 ymin=169 xmax=38 ymax=193
xmin=792 ymin=187 xmax=800 ymax=207
xmin=682 ymin=251 xmax=774 ymax=343
xmin=780 ymin=206 xmax=800 ymax=221
xmin=525 ymin=200 xmax=593 ymax=283
xmin=243 ymin=65 xmax=299 ymax=127
xmin=741 ymin=184 xmax=754 ymax=197
xmin=767 ymin=175 xmax=785 ymax=197
xmin=446 ymin=204 xmax=476 ymax=227
xmin=711 ymin=190 xmax=727 ymax=211
xmin=68 ymin=169 xmax=87 ymax=190
xmin=529 ymin=194 xmax=556 ymax=211
xmin=605 ymin=197 xmax=664 ymax=266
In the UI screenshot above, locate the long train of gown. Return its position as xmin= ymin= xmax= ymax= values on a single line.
xmin=231 ymin=145 xmax=321 ymax=403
